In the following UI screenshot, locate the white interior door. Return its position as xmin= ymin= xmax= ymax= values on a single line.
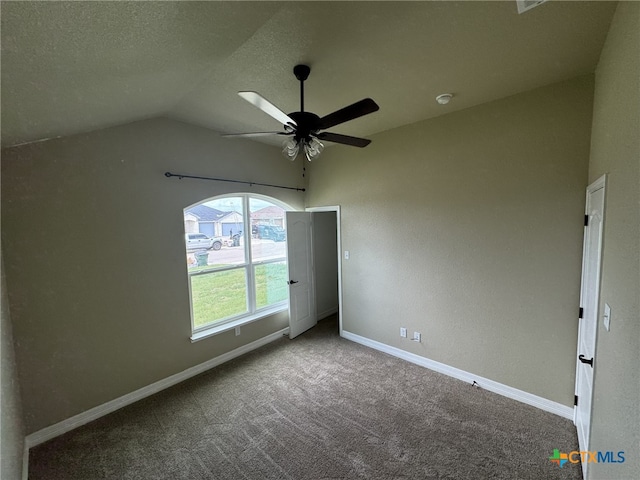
xmin=575 ymin=175 xmax=606 ymax=478
xmin=286 ymin=212 xmax=317 ymax=339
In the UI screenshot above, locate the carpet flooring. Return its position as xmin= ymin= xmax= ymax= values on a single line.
xmin=29 ymin=316 xmax=582 ymax=479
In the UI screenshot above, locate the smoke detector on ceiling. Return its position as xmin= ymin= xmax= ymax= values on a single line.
xmin=516 ymin=0 xmax=547 ymax=14
xmin=436 ymin=94 xmax=453 ymax=105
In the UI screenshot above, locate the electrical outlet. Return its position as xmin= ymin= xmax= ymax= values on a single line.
xmin=400 ymin=327 xmax=407 ymax=338
xmin=413 ymin=332 xmax=421 ymax=342
xmin=235 ymin=326 xmax=241 ymax=336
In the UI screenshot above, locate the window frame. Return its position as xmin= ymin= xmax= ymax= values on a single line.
xmin=186 ymin=193 xmax=291 ymax=342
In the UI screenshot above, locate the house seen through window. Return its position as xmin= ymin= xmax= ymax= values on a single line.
xmin=184 ymin=194 xmax=290 ymax=333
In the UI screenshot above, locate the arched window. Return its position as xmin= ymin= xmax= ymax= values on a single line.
xmin=184 ymin=194 xmax=291 ymax=339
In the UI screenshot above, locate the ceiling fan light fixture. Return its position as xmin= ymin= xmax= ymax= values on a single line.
xmin=303 ymin=138 xmax=324 ymax=162
xmin=282 ymin=138 xmax=299 ymax=161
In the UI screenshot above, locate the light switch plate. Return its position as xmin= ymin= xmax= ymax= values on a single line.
xmin=344 ymin=250 xmax=350 ymax=260
xmin=603 ymin=303 xmax=611 ymax=331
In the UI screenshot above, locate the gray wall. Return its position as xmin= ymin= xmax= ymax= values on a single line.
xmin=1 ymin=253 xmax=24 ymax=480
xmin=587 ymin=3 xmax=640 ymax=479
xmin=1 ymin=117 xmax=304 ymax=434
xmin=307 ymin=76 xmax=594 ymax=406
xmin=312 ymin=212 xmax=339 ymax=319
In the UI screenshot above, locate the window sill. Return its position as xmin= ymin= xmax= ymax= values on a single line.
xmin=190 ymin=305 xmax=287 ymax=343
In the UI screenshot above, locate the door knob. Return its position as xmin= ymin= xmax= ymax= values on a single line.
xmin=578 ymin=354 xmax=594 ymax=367
xmin=287 ymin=280 xmax=299 ymax=285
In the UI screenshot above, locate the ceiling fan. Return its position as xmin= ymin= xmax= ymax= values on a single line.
xmin=223 ymin=64 xmax=379 ymax=161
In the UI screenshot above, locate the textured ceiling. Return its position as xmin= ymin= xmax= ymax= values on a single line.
xmin=1 ymin=1 xmax=617 ymax=148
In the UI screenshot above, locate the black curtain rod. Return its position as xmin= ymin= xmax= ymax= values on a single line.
xmin=164 ymin=172 xmax=305 ymax=192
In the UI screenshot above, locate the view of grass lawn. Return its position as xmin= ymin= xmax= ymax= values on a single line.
xmin=191 ymin=263 xmax=288 ymax=328
xmin=255 ymin=262 xmax=288 ymax=308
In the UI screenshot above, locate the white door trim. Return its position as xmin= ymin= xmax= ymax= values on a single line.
xmin=306 ymin=205 xmax=343 ymax=336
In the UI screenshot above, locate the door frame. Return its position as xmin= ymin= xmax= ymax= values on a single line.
xmin=305 ymin=205 xmax=343 ymax=335
xmin=573 ymin=174 xmax=607 ymax=477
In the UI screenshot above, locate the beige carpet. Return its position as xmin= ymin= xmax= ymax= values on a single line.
xmin=29 ymin=316 xmax=582 ymax=479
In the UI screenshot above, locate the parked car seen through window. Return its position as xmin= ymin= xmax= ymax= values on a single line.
xmin=185 ymin=233 xmax=223 ymax=251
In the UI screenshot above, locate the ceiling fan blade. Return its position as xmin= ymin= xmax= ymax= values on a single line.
xmin=222 ymin=131 xmax=291 ymax=138
xmin=316 ymin=132 xmax=372 ymax=148
xmin=238 ymin=91 xmax=297 ymax=127
xmin=318 ymin=98 xmax=379 ymax=130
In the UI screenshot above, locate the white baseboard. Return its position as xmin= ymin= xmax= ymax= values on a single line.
xmin=341 ymin=330 xmax=574 ymax=420
xmin=25 ymin=327 xmax=290 ymax=450
xmin=317 ymin=306 xmax=338 ymax=320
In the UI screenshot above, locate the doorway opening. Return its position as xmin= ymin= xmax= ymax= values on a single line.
xmin=307 ymin=206 xmax=342 ymax=335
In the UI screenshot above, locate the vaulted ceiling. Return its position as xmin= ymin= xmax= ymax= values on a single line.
xmin=1 ymin=1 xmax=617 ymax=148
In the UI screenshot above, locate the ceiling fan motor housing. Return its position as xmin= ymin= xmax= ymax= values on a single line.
xmin=288 ymin=111 xmax=319 ymax=141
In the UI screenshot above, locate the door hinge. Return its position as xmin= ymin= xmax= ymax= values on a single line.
xmin=584 ymin=215 xmax=589 ymax=226
xmin=579 ymin=307 xmax=584 ymax=319
xmin=574 ymin=395 xmax=578 ymax=406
